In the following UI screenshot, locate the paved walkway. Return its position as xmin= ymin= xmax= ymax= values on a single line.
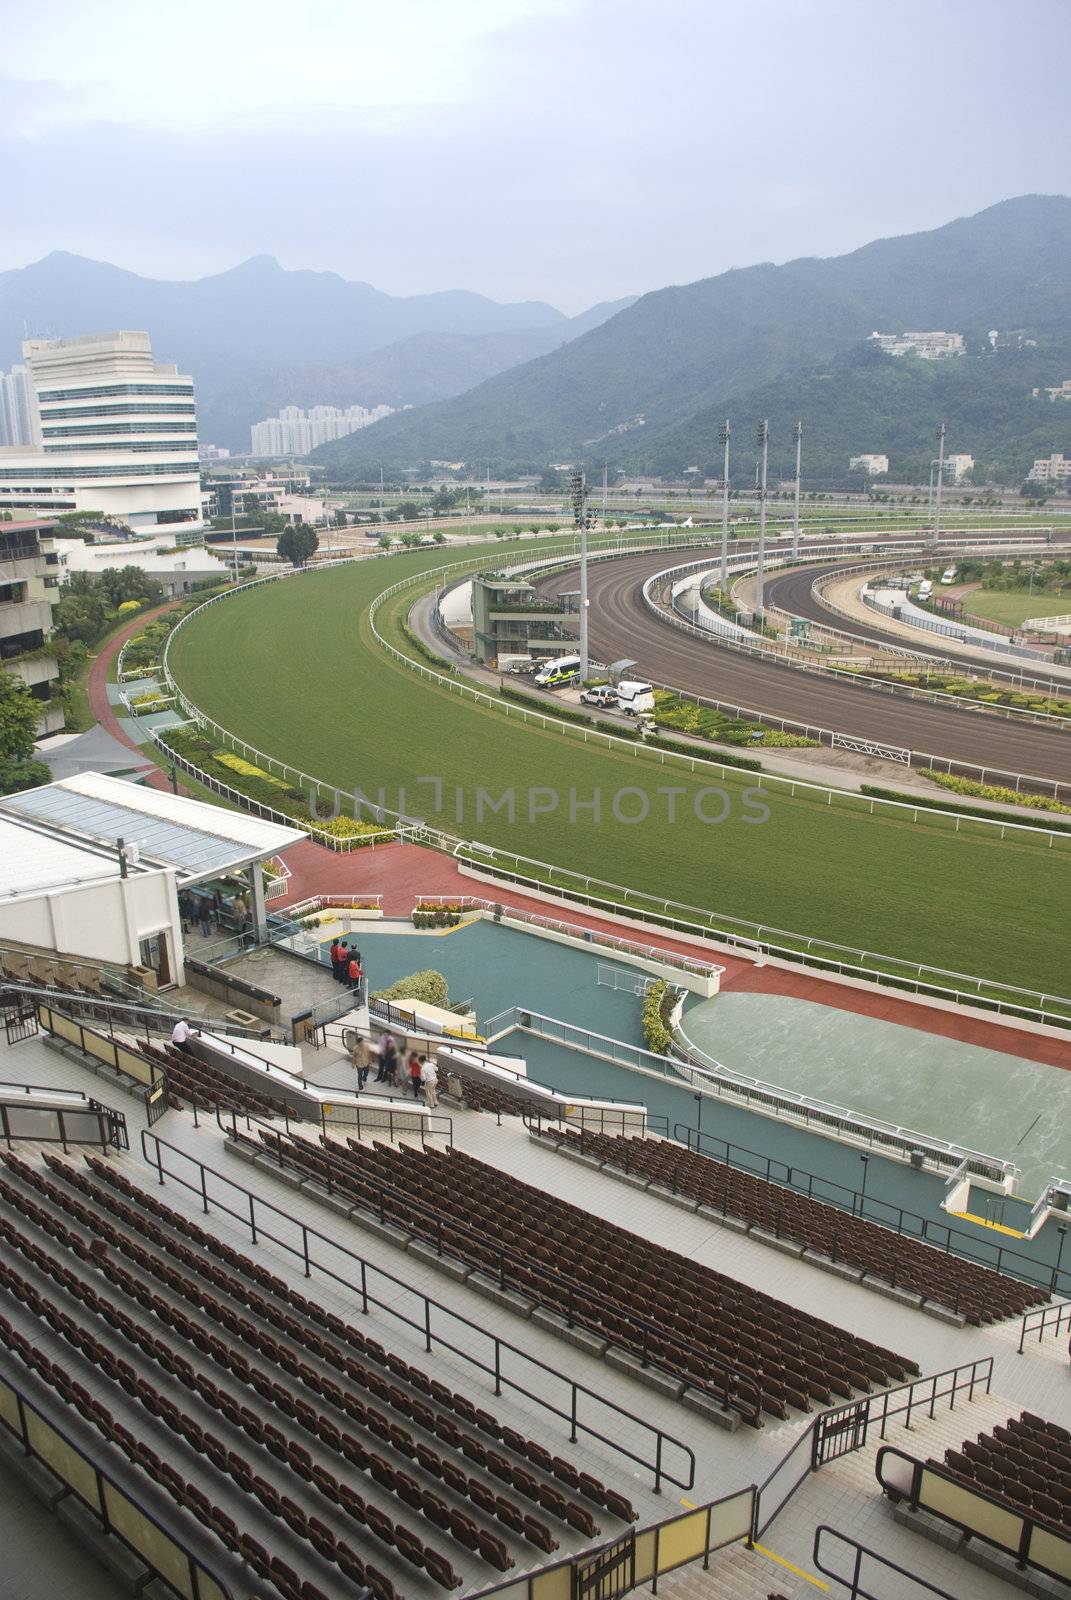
xmin=86 ymin=601 xmax=180 ymax=795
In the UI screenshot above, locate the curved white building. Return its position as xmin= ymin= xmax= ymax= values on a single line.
xmin=0 ymin=331 xmax=202 ymax=530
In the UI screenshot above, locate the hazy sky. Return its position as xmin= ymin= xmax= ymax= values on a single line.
xmin=2 ymin=0 xmax=1069 ymax=312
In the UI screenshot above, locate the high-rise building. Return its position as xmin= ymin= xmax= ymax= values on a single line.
xmin=250 ymin=402 xmax=394 ymax=456
xmin=944 ymin=453 xmax=974 ymax=483
xmin=0 ymin=331 xmax=202 ymax=529
xmin=0 ymin=365 xmax=33 ymax=447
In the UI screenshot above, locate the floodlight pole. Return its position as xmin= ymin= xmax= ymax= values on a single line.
xmin=572 ymin=469 xmax=590 ymax=682
xmin=791 ymin=419 xmax=803 ymax=559
xmin=719 ymin=420 xmax=731 ymax=588
xmin=933 ymin=423 xmax=946 ymax=545
xmin=230 ymin=493 xmax=239 ymax=584
xmin=755 ymin=420 xmax=769 ymax=624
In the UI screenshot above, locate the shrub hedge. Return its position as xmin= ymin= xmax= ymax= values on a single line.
xmin=372 ymin=969 xmax=449 ymax=1006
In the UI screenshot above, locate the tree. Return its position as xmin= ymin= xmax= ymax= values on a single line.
xmin=377 ymin=533 xmax=393 ymax=550
xmin=99 ymin=565 xmax=164 ymax=608
xmin=333 ymin=507 xmax=348 ymax=527
xmin=52 ymin=588 xmax=110 ymax=645
xmin=0 ymin=670 xmax=48 ymax=794
xmin=277 ymin=523 xmax=320 ymax=567
xmin=433 ymin=531 xmax=446 ymax=544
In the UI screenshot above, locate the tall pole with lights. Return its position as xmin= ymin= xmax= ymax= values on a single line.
xmin=933 ymin=423 xmax=946 ymax=545
xmin=719 ymin=420 xmax=731 ymax=588
xmin=571 ymin=469 xmax=590 ymax=682
xmin=791 ymin=419 xmax=803 ymax=559
xmin=755 ymin=420 xmax=769 ymax=624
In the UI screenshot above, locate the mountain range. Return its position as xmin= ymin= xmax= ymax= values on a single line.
xmin=312 ymin=195 xmax=1071 ymax=486
xmin=0 ymin=252 xmax=633 ymax=449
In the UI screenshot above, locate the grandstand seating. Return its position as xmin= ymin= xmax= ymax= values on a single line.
xmin=137 ymin=1036 xmax=293 ymax=1120
xmin=448 ymin=1072 xmax=540 ymax=1120
xmin=241 ymin=1130 xmax=918 ymax=1425
xmin=938 ymin=1412 xmax=1071 ymax=1533
xmin=0 ymin=1149 xmax=631 ymax=1600
xmin=539 ymin=1129 xmax=1047 ymax=1326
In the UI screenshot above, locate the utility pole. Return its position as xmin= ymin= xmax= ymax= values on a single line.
xmin=571 ymin=469 xmax=590 ymax=682
xmin=719 ymin=420 xmax=731 ymax=588
xmin=934 ymin=423 xmax=946 ymax=545
xmin=484 ymin=464 xmax=490 ymax=516
xmin=755 ymin=420 xmax=769 ymax=625
xmin=602 ymin=462 xmax=608 ymax=522
xmin=230 ymin=487 xmax=239 ymax=584
xmin=791 ymin=419 xmax=803 ymax=559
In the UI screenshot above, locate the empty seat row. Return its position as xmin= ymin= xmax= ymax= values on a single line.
xmin=939 ymin=1410 xmax=1071 ymax=1534
xmin=242 ymin=1128 xmax=916 ymax=1425
xmin=35 ymin=1149 xmax=633 ymax=1524
xmin=544 ymin=1129 xmax=1046 ymax=1326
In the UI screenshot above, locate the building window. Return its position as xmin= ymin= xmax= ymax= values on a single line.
xmin=36 ymin=384 xmax=195 ymax=401
xmin=0 ymin=629 xmax=44 ymax=658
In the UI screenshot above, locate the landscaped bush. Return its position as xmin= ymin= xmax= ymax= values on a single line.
xmin=652 ymin=689 xmax=818 ymax=749
xmin=642 ymin=978 xmax=672 ymax=1054
xmin=860 ymin=782 xmax=1071 ymax=825
xmin=313 ymin=815 xmax=392 ymax=841
xmin=915 ymin=772 xmax=1071 ymax=815
xmin=831 ymin=663 xmax=1071 ymax=719
xmin=412 ymin=902 xmax=464 ymax=928
xmin=642 ymin=733 xmax=761 ymax=771
xmin=372 ymin=969 xmax=449 ymax=1007
xmin=498 ymin=684 xmax=591 ymax=724
xmin=216 ymin=751 xmax=287 ymax=788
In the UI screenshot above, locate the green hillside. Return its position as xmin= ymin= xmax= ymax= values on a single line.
xmin=315 ymin=195 xmax=1071 ymax=483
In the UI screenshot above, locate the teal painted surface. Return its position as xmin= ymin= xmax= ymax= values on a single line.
xmin=682 ymin=993 xmax=1071 ymax=1202
xmin=321 ymin=920 xmax=650 ymax=1044
xmin=507 ymin=1030 xmax=1066 ymax=1282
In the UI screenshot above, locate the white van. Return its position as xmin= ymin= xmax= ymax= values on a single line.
xmin=940 ymin=566 xmax=957 ymax=585
xmin=534 ymin=654 xmax=582 ymax=689
xmin=615 ymin=680 xmax=655 ymax=716
xmin=917 ymin=579 xmax=933 ymax=602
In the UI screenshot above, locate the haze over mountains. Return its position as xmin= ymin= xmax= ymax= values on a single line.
xmin=314 ymin=195 xmax=1071 ymax=486
xmin=0 ymin=252 xmax=634 ymax=449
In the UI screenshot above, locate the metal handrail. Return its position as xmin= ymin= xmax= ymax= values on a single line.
xmin=753 ymin=1356 xmax=993 ymax=1541
xmin=139 ymin=1129 xmax=696 ymax=1492
xmin=1017 ymin=1296 xmax=1071 ymax=1354
xmin=812 ymin=1525 xmax=959 ymax=1600
xmin=874 ymin=1442 xmax=1071 ymax=1581
xmin=666 ymin=1123 xmax=1065 ymax=1297
xmin=234 ymin=1119 xmax=760 ymax=1423
xmin=0 ymin=1368 xmax=234 ymax=1599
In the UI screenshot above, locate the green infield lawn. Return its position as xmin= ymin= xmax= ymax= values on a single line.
xmin=169 ymin=552 xmax=1071 ymax=997
xmin=965 ymin=589 xmax=1071 ymax=627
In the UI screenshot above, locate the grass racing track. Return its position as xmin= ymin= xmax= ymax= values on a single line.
xmin=169 ymin=547 xmax=1071 ymax=1001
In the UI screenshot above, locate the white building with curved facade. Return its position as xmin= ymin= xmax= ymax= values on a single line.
xmin=0 ymin=331 xmax=202 ymax=530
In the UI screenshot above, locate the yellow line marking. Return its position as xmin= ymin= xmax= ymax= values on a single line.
xmin=751 ymin=1543 xmax=829 ymax=1591
xmin=433 ymin=919 xmax=475 ymax=937
xmin=947 ymin=1210 xmax=1026 ymax=1238
xmin=678 ymin=1498 xmax=695 ymax=1509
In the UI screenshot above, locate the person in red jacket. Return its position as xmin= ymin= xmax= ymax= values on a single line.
xmin=347 ymin=952 xmax=364 ymax=991
xmin=329 ymin=939 xmax=342 ymax=981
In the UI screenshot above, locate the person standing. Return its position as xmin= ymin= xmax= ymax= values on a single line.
xmin=329 ymin=938 xmax=340 ymax=980
xmin=198 ymin=897 xmax=212 ymax=938
xmin=353 ymin=1035 xmax=373 ymax=1091
xmin=382 ymin=1035 xmax=399 ymax=1089
xmin=347 ymin=951 xmax=364 ymax=991
xmin=375 ymin=1032 xmax=394 ymax=1083
xmin=420 ymin=1055 xmax=439 ymax=1109
xmin=406 ymin=1050 xmax=422 ymax=1099
xmin=171 ymin=1018 xmax=197 ymax=1054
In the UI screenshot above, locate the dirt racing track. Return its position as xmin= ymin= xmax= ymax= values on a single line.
xmin=533 ymin=550 xmax=1071 ymax=796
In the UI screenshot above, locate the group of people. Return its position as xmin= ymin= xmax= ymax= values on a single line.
xmin=179 ymin=887 xmax=250 ymax=940
xmin=329 ymin=939 xmax=364 ymax=988
xmin=349 ymin=1029 xmax=438 ymax=1107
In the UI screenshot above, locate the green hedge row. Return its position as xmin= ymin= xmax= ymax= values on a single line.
xmin=643 ymin=733 xmax=761 ymax=771
xmin=859 ymin=782 xmax=1071 ymax=830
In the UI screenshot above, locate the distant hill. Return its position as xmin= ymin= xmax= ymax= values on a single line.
xmin=313 ymin=195 xmax=1071 ymax=484
xmin=0 ymin=253 xmax=632 ymax=449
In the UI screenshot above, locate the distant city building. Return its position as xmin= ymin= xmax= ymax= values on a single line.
xmin=1028 ymin=453 xmax=1071 ymax=482
xmin=944 ymin=454 xmax=975 ymax=483
xmin=198 ymin=442 xmax=230 ymax=460
xmin=868 ymin=330 xmax=965 ymax=360
xmin=849 ymin=453 xmax=889 ymax=476
xmin=0 ymin=331 xmax=201 ymax=529
xmin=1043 ymin=379 xmax=1071 ymax=402
xmin=0 ymin=364 xmax=33 ymax=446
xmin=250 ymin=403 xmax=394 ymax=456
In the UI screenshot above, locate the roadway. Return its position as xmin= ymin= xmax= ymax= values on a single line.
xmin=763 ymin=563 xmax=1063 ymax=685
xmin=533 ymin=550 xmax=1071 ymax=793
